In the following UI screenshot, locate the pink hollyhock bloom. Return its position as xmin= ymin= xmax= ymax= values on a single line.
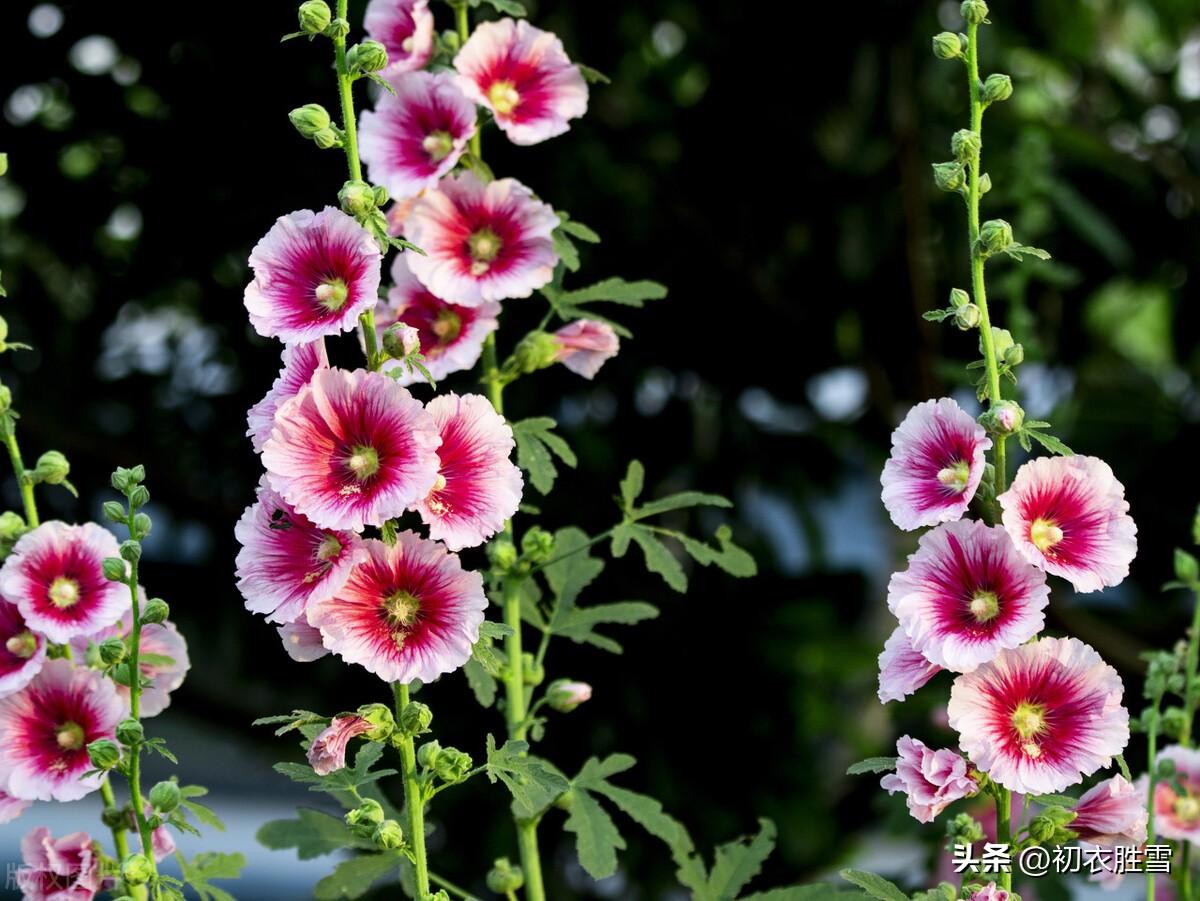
xmin=360 ymin=71 xmax=477 ymax=200
xmin=999 ymin=455 xmax=1137 ymax=594
xmin=308 ymin=532 xmax=487 ymax=684
xmin=551 ymin=320 xmax=619 ymax=380
xmin=0 ymin=660 xmax=125 ymax=802
xmin=969 ymin=886 xmax=1009 ymax=901
xmin=878 ymin=625 xmax=942 ymax=704
xmin=880 ymin=735 xmax=977 ymax=823
xmin=416 ymin=393 xmax=523 ymax=551
xmin=277 ymin=613 xmax=329 ymax=663
xmin=0 ymin=600 xmax=45 ymax=698
xmin=246 ymin=340 xmax=329 ymax=453
xmin=364 ymin=0 xmax=434 ymax=78
xmin=262 ymin=368 xmax=442 ymax=532
xmin=244 ymin=207 xmax=382 ymax=343
xmin=948 ymin=636 xmax=1129 ymax=795
xmin=453 ymin=18 xmax=588 ymax=146
xmin=16 ymin=827 xmax=101 ymax=901
xmin=1138 ymin=745 xmax=1200 ymax=843
xmin=404 ymin=171 xmax=558 ymax=306
xmin=0 ymin=790 xmax=29 ymax=823
xmin=887 ymin=520 xmax=1049 ymax=672
xmin=0 ymin=522 xmax=129 ymax=644
xmin=881 ymin=398 xmax=991 ymax=531
xmin=374 ymin=255 xmax=500 ymax=385
xmin=307 ymin=714 xmax=373 ymax=776
xmin=1070 ymin=775 xmax=1148 ymax=846
xmin=235 ymin=476 xmax=365 ymax=623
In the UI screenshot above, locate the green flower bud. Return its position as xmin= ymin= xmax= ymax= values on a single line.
xmin=0 ymin=510 xmax=23 ymax=538
xmin=486 ymin=858 xmax=525 ymax=894
xmin=979 ymin=219 xmax=1013 ymax=254
xmin=429 ymin=891 xmax=450 ymax=901
xmin=133 ymin=512 xmax=152 ymax=538
xmin=117 ymin=718 xmax=144 ymax=745
xmin=102 ymin=805 xmax=130 ymax=830
xmin=345 ymin=798 xmax=385 ymax=833
xmin=87 ymin=738 xmax=121 ymax=770
xmin=111 ymin=465 xmax=145 ymax=494
xmin=355 ymin=702 xmax=396 ymax=742
xmin=121 ymin=853 xmax=153 ymax=886
xmin=339 ymin=179 xmax=376 ymax=216
xmin=324 ymin=17 xmax=350 ymax=40
xmin=31 ymin=450 xmax=69 ymax=485
xmin=521 ymin=652 xmax=544 ymax=687
xmin=99 ymin=637 xmax=127 ymax=666
xmin=399 ymin=701 xmax=433 ymax=736
xmin=489 ymin=539 xmax=518 ymax=571
xmin=103 ymin=501 xmax=127 ymax=523
xmin=981 ymin=400 xmax=1024 ymax=436
xmin=119 ymin=539 xmax=142 ymax=564
xmin=979 ymin=172 xmax=992 ymax=194
xmin=985 ymin=326 xmax=1015 ymax=358
xmin=520 ymin=526 xmax=555 ymax=563
xmin=347 ymin=40 xmax=389 ymax=75
xmin=1162 ymin=705 xmax=1188 ymax=738
xmin=289 ymin=103 xmax=332 ymax=139
xmin=948 ymin=288 xmax=970 ymax=309
xmin=945 ymin=812 xmax=984 ymax=845
xmin=512 ymin=331 xmax=560 ymax=375
xmin=102 ymin=557 xmax=128 ymax=583
xmin=149 ymin=780 xmax=181 ymax=813
xmin=932 ymin=32 xmax=963 ymax=60
xmin=372 ymin=185 xmax=389 ymax=207
xmin=432 ymin=747 xmax=473 ymax=784
xmin=0 ymin=384 xmax=11 ymax=414
xmin=416 ymin=740 xmax=441 ymax=769
xmin=553 ymin=788 xmax=575 ymax=811
xmin=982 ymin=73 xmax=1013 ymax=104
xmin=128 ymin=485 xmax=150 ymax=509
xmin=954 ymin=304 xmax=980 ymax=330
xmin=0 ymin=154 xmax=7 ymax=177
xmin=951 ymin=131 xmax=981 ymax=165
xmin=546 ymin=679 xmax=592 ymax=713
xmin=960 ymin=0 xmax=989 ymax=25
xmin=313 ymin=128 xmax=342 ymax=150
xmin=142 ymin=598 xmax=170 ymax=625
xmin=298 ymin=0 xmax=332 ymax=36
xmin=1003 ymin=342 xmax=1024 ymax=368
xmin=372 ymin=819 xmax=404 ymax=850
xmin=382 ymin=323 xmax=420 ymax=359
xmin=932 ymin=161 xmax=966 ymax=193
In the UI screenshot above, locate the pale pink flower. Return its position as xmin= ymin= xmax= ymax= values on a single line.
xmin=308 ymin=532 xmax=486 ymax=684
xmin=948 ymin=637 xmax=1129 ymax=795
xmin=364 ymin=0 xmax=434 ymax=78
xmin=547 ymin=679 xmax=592 ymax=712
xmin=373 ymin=255 xmax=500 ymax=385
xmin=360 ymin=71 xmax=477 ymax=200
xmin=404 ymin=172 xmax=558 ymax=306
xmin=0 ymin=600 xmax=45 ymax=698
xmin=551 ymin=320 xmax=619 ymax=379
xmin=999 ymin=455 xmax=1137 ymax=594
xmin=416 ymin=393 xmax=522 ymax=551
xmin=453 ymin=18 xmax=588 ymax=146
xmin=880 ymin=735 xmax=977 ymax=823
xmin=244 ymin=208 xmax=382 ymax=344
xmin=877 ymin=625 xmax=942 ymax=704
xmin=235 ymin=476 xmax=366 ymax=623
xmin=0 ymin=790 xmax=29 ymax=824
xmin=0 ymin=660 xmax=125 ymax=802
xmin=0 ymin=522 xmax=129 ymax=644
xmin=307 ymin=714 xmax=372 ymax=776
xmin=1138 ymin=745 xmax=1200 ymax=844
xmin=16 ymin=827 xmax=101 ymax=901
xmin=246 ymin=340 xmax=329 ymax=453
xmin=969 ymin=885 xmax=1010 ymax=901
xmin=887 ymin=520 xmax=1049 ymax=672
xmin=262 ymin=368 xmax=442 ymax=532
xmin=277 ymin=613 xmax=329 ymax=663
xmin=1070 ymin=775 xmax=1148 ymax=846
xmin=880 ymin=398 xmax=992 ymax=531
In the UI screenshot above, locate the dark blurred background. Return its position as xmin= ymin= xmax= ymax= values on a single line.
xmin=2 ymin=0 xmax=1200 ymax=897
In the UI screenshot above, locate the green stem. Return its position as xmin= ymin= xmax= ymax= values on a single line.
xmin=453 ymin=1 xmax=483 ymax=160
xmin=393 ymin=682 xmax=430 ymax=898
xmin=1183 ymin=589 xmax=1200 ymax=746
xmin=1184 ymin=845 xmax=1193 ymax=901
xmin=1148 ymin=709 xmax=1159 ymax=901
xmin=101 ymin=777 xmax=149 ymax=900
xmin=428 ymin=870 xmax=484 ymax=901
xmin=2 ymin=425 xmax=38 ymax=527
xmin=995 ymin=787 xmax=1012 ymax=892
xmin=124 ymin=549 xmax=158 ymax=886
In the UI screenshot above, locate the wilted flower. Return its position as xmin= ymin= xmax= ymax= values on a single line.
xmin=307 ymin=714 xmax=373 ymax=776
xmin=880 ymin=735 xmax=978 ymax=823
xmin=16 ymin=827 xmax=101 ymax=901
xmin=550 ymin=320 xmax=619 ymax=379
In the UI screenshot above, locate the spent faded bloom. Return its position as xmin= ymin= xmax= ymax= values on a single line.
xmin=244 ymin=207 xmax=382 ymax=344
xmin=453 ymin=18 xmax=588 ymax=145
xmin=404 ymin=171 xmax=558 ymax=306
xmin=948 ymin=636 xmax=1129 ymax=795
xmin=0 ymin=659 xmax=125 ymax=802
xmin=416 ymin=393 xmax=523 ymax=551
xmin=887 ymin=519 xmax=1049 ymax=672
xmin=364 ymin=0 xmax=434 ymax=77
xmin=1139 ymin=745 xmax=1200 ymax=844
xmin=999 ymin=455 xmax=1137 ymax=593
xmin=246 ymin=340 xmax=329 ymax=453
xmin=0 ymin=600 xmax=45 ymax=698
xmin=1070 ymin=775 xmax=1148 ymax=846
xmin=0 ymin=521 xmax=129 ymax=644
xmin=262 ymin=368 xmax=442 ymax=532
xmin=881 ymin=398 xmax=992 ymax=531
xmin=16 ymin=827 xmax=101 ymax=901
xmin=373 ymin=255 xmax=500 ymax=386
xmin=308 ymin=532 xmax=487 ymax=684
xmin=360 ymin=70 xmax=477 ymax=200
xmin=880 ymin=735 xmax=978 ymax=823
xmin=277 ymin=612 xmax=330 ymax=663
xmin=235 ymin=476 xmax=366 ymax=624
xmin=551 ymin=319 xmax=620 ymax=380
xmin=307 ymin=714 xmax=373 ymax=775
xmin=877 ymin=624 xmax=943 ymax=704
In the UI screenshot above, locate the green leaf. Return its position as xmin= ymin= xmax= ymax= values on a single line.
xmin=485 ymin=735 xmax=570 ymax=819
xmin=552 ymin=600 xmax=659 ymax=654
xmin=672 ymin=525 xmax=757 ymax=578
xmin=177 ymin=851 xmax=245 ymax=901
xmin=577 ymin=64 xmax=611 ymax=84
xmin=922 ymin=309 xmax=954 ymax=322
xmin=742 ymin=887 xmax=870 ymax=901
xmin=258 ymin=808 xmax=372 ymax=859
xmin=628 ymin=524 xmax=687 ymax=592
xmin=470 ymin=620 xmax=511 ymax=678
xmin=512 ymin=417 xmax=577 ymax=495
xmin=1175 ymin=549 xmax=1200 ymax=586
xmin=845 ymin=757 xmax=898 ymax=776
xmin=838 ymin=869 xmax=908 ymax=901
xmin=561 ymin=219 xmax=601 ymax=243
xmin=1023 ymin=428 xmax=1073 ymax=456
xmin=252 ymin=709 xmax=329 ymax=737
xmin=314 ymin=852 xmax=404 ymax=900
xmin=181 ymin=798 xmax=225 ymax=832
xmin=620 ymin=460 xmax=645 ymax=511
xmin=1003 ymin=243 xmax=1052 ymax=261
xmin=1116 ymin=753 xmax=1132 ymax=782
xmin=273 ymin=743 xmax=398 ymax=796
xmin=557 ymin=277 xmax=668 ymax=308
xmin=632 ymin=490 xmax=732 ymax=520
xmin=553 ymin=228 xmax=581 ymax=273
xmin=589 ymin=780 xmax=703 ymax=889
xmin=564 ymin=788 xmax=626 ymax=879
xmin=702 ymin=819 xmax=776 ymax=899
xmin=544 ymin=527 xmax=605 ymax=614
xmin=463 ymin=656 xmax=498 ymax=707
xmin=469 ymin=0 xmax=528 ymax=16
xmin=1031 ymin=793 xmax=1078 ymax=808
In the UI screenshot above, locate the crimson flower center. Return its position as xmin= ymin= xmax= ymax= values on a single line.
xmin=5 ymin=630 xmax=36 ymax=659
xmin=422 ymin=130 xmax=454 ymax=162
xmin=1030 ymin=517 xmax=1064 ymax=552
xmin=315 ymin=278 xmax=349 ymax=312
xmin=487 ymin=80 xmax=520 ymax=115
xmin=56 ymin=721 xmax=85 ymax=751
xmin=936 ymin=459 xmax=970 ymax=494
xmin=48 ymin=576 xmax=81 ymax=609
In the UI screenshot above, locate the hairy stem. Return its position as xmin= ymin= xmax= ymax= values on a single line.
xmin=393 ymin=682 xmax=430 ymax=898
xmin=124 ymin=547 xmax=158 ymax=885
xmin=2 ymin=424 xmax=38 ymax=528
xmin=995 ymin=787 xmax=1012 ymax=892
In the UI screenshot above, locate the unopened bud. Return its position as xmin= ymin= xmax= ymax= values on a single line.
xmin=932 ymin=161 xmax=966 ymax=193
xmin=489 ymin=539 xmax=518 ymax=571
xmin=1003 ymin=343 xmax=1024 ymax=368
xmin=372 ymin=819 xmax=404 ymax=850
xmin=116 ymin=718 xmax=144 ymax=745
xmin=31 ymin=451 xmax=69 ymax=485
xmin=289 ymin=103 xmax=331 ymax=139
xmin=520 ymin=526 xmax=555 ymax=563
xmin=399 ymin=701 xmax=432 ymax=736
xmin=142 ymin=598 xmax=169 ymax=625
xmin=355 ymin=702 xmax=395 ymax=742
xmin=486 ymin=858 xmax=525 ymax=894
xmin=121 ymin=854 xmax=153 ymax=886
xmin=347 ymin=40 xmax=388 ymax=75
xmin=932 ymin=32 xmax=963 ymax=60
xmin=416 ymin=740 xmax=442 ymax=770
xmin=133 ymin=512 xmax=152 ymax=538
xmin=547 ymin=679 xmax=592 ymax=713
xmin=298 ymin=0 xmax=332 ymax=36
xmin=951 ymin=129 xmax=981 ymax=162
xmin=982 ymin=73 xmax=1013 ymax=104
xmin=128 ymin=485 xmax=149 ymax=508
xmin=960 ymin=0 xmax=989 ymax=25
xmin=513 ymin=331 xmax=560 ymax=375
xmin=521 ymin=652 xmax=544 ymax=687
xmin=339 ymin=180 xmax=376 ymax=217
xmin=99 ymin=637 xmax=127 ymax=666
xmin=313 ymin=128 xmax=341 ymax=150
xmin=981 ymin=400 xmax=1024 ymax=436
xmin=948 ymin=288 xmax=970 ymax=309
xmin=149 ymin=780 xmax=181 ymax=813
xmin=345 ymin=799 xmax=385 ymax=833
xmin=979 ymin=219 xmax=1013 ymax=254
xmin=432 ymin=747 xmax=473 ymax=783
xmin=119 ymin=539 xmax=141 ymax=563
xmin=0 ymin=385 xmax=11 ymax=414
xmin=87 ymin=738 xmax=121 ymax=770
xmin=979 ymin=172 xmax=992 ymax=194
xmin=372 ymin=185 xmax=389 ymax=207
xmin=954 ymin=303 xmax=981 ymax=330
xmin=383 ymin=323 xmax=420 ymax=359
xmin=102 ymin=557 xmax=127 ymax=583
xmin=103 ymin=501 xmax=127 ymax=523
xmin=0 ymin=511 xmax=24 ymax=540
xmin=324 ymin=17 xmax=350 ymax=40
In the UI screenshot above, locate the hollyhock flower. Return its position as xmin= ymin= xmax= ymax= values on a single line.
xmin=308 ymin=531 xmax=487 ymax=684
xmin=246 ymin=340 xmax=329 ymax=453
xmin=878 ymin=625 xmax=942 ymax=703
xmin=307 ymin=714 xmax=372 ymax=775
xmin=0 ymin=600 xmax=45 ymax=698
xmin=947 ymin=636 xmax=1129 ymax=795
xmin=453 ymin=18 xmax=588 ymax=146
xmin=262 ymin=368 xmax=442 ymax=532
xmin=0 ymin=522 xmax=128 ymax=644
xmin=969 ymin=886 xmax=1009 ymax=901
xmin=404 ymin=171 xmax=558 ymax=306
xmin=364 ymin=0 xmax=434 ymax=77
xmin=360 ymin=71 xmax=477 ymax=200
xmin=999 ymin=455 xmax=1137 ymax=593
xmin=880 ymin=735 xmax=977 ymax=823
xmin=374 ymin=255 xmax=500 ymax=385
xmin=16 ymin=827 xmax=101 ymax=901
xmin=235 ymin=476 xmax=365 ymax=623
xmin=0 ymin=790 xmax=29 ymax=823
xmin=277 ymin=613 xmax=329 ymax=663
xmin=0 ymin=659 xmax=125 ymax=802
xmin=887 ymin=520 xmax=1049 ymax=672
xmin=416 ymin=393 xmax=522 ymax=551
xmin=1069 ymin=775 xmax=1148 ymax=846
xmin=551 ymin=319 xmax=619 ymax=380
xmin=244 ymin=207 xmax=382 ymax=344
xmin=1138 ymin=745 xmax=1200 ymax=843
